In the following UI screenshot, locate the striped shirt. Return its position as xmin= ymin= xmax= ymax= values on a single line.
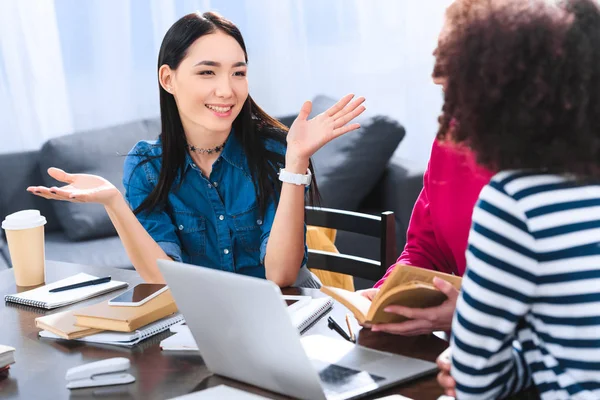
xmin=451 ymin=171 xmax=600 ymax=400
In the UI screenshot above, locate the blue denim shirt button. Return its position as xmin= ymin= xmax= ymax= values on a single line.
xmin=219 ymin=215 xmax=224 ymax=221
xmin=223 ymin=248 xmax=229 ymax=255
xmin=213 ymin=182 xmax=218 ymax=187
xmin=178 ymin=225 xmax=184 ymax=230
xmin=207 ymin=183 xmax=212 ymax=188
xmin=257 ymin=219 xmax=263 ymax=226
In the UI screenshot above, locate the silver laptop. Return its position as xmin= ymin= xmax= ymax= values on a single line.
xmin=157 ymin=259 xmax=437 ymax=400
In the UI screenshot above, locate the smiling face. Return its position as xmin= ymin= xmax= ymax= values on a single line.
xmin=159 ymin=30 xmax=249 ymax=136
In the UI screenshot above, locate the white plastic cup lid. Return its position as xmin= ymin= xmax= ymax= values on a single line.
xmin=1 ymin=209 xmax=47 ymax=231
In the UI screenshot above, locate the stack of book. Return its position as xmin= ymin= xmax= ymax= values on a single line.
xmin=0 ymin=345 xmax=15 ymax=377
xmin=34 ymin=288 xmax=182 ymax=347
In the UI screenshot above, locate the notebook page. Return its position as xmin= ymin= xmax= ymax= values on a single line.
xmin=289 ymin=297 xmax=333 ymax=333
xmin=5 ymin=273 xmax=128 ymax=309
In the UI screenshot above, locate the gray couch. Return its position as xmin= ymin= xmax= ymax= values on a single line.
xmin=0 ymin=106 xmax=424 ymax=287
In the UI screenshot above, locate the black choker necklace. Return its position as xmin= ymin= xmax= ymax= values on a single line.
xmin=186 ymin=140 xmax=227 ymax=155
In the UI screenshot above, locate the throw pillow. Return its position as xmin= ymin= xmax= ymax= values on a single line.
xmin=38 ymin=119 xmax=159 ymax=241
xmin=279 ymin=95 xmax=406 ymax=210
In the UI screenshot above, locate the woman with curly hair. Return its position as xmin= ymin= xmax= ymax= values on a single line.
xmin=435 ymin=0 xmax=600 ymax=398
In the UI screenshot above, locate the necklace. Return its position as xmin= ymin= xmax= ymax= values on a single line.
xmin=185 ymin=140 xmax=227 ymax=155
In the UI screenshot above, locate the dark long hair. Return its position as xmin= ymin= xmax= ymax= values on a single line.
xmin=133 ymin=11 xmax=318 ymax=217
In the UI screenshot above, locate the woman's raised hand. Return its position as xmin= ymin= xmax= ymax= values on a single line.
xmin=286 ymin=94 xmax=366 ymax=163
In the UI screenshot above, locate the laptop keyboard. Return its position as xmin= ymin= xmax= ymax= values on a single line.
xmin=317 ymin=363 xmax=385 ymax=397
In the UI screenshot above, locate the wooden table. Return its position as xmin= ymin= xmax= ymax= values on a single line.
xmin=0 ymin=261 xmax=447 ymax=400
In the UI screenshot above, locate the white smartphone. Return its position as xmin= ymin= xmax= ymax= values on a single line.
xmin=108 ymin=283 xmax=168 ymax=307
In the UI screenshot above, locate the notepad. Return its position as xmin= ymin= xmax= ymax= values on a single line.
xmin=288 ymin=296 xmax=334 ymax=333
xmin=4 ymin=273 xmax=128 ymax=310
xmin=39 ymin=313 xmax=184 ymax=347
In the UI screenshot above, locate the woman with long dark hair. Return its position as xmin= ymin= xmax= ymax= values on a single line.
xmin=28 ymin=12 xmax=365 ymax=287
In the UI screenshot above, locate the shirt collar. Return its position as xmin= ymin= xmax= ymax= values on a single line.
xmin=183 ymin=129 xmax=247 ymax=173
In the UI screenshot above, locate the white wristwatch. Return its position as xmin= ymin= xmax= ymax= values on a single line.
xmin=278 ymin=168 xmax=312 ymax=186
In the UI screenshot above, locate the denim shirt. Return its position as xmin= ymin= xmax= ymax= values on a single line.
xmin=122 ymin=132 xmax=308 ymax=279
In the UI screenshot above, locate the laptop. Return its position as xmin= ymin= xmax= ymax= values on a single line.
xmin=157 ymin=259 xmax=437 ymax=400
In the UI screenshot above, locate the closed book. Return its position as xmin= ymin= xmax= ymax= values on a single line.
xmin=74 ymin=289 xmax=178 ymax=332
xmin=0 ymin=345 xmax=15 ymax=369
xmin=321 ymin=264 xmax=462 ymax=325
xmin=35 ymin=309 xmax=103 ymax=339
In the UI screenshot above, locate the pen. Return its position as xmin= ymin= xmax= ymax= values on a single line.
xmin=345 ymin=314 xmax=355 ymax=343
xmin=49 ymin=276 xmax=112 ymax=293
xmin=327 ymin=316 xmax=353 ymax=343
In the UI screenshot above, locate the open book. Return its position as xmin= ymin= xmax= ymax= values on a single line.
xmin=321 ymin=264 xmax=462 ymax=325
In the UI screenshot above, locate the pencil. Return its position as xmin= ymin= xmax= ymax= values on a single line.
xmin=345 ymin=314 xmax=355 ymax=343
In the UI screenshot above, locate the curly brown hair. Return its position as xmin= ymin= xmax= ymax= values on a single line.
xmin=436 ymin=0 xmax=600 ymax=178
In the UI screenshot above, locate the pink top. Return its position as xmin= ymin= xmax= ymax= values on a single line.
xmin=375 ymin=139 xmax=494 ymax=287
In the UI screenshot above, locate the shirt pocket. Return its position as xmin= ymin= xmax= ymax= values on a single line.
xmin=173 ymin=211 xmax=207 ymax=256
xmin=231 ymin=205 xmax=263 ymax=253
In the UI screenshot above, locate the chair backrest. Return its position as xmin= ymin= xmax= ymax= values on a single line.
xmin=305 ymin=206 xmax=397 ymax=281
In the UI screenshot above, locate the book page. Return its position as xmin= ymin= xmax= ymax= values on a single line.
xmin=377 ymin=264 xmax=462 ymax=296
xmin=320 ymin=287 xmax=371 ymax=322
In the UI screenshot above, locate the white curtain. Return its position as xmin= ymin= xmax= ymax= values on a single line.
xmin=0 ymin=0 xmax=451 ymax=166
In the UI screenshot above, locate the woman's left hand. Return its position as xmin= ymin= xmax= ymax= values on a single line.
xmin=437 ymin=348 xmax=456 ymax=398
xmin=286 ymin=94 xmax=365 ymax=166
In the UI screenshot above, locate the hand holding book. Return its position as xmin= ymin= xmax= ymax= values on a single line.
xmin=370 ymin=277 xmax=459 ymax=336
xmin=321 ymin=264 xmax=462 ymax=336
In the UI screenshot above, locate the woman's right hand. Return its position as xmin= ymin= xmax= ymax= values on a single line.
xmin=27 ymin=167 xmax=122 ymax=207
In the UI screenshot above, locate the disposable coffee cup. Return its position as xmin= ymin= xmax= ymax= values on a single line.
xmin=1 ymin=210 xmax=47 ymax=287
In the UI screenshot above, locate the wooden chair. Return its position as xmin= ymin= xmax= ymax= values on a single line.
xmin=305 ymin=206 xmax=397 ymax=282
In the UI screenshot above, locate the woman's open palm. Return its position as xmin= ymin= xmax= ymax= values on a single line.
xmin=27 ymin=168 xmax=121 ymax=206
xmin=286 ymin=94 xmax=366 ymax=160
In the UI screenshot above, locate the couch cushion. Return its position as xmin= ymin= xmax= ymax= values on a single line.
xmin=279 ymin=95 xmax=406 ymax=210
xmin=0 ymin=150 xmax=61 ymax=232
xmin=38 ymin=119 xmax=160 ymax=241
xmin=44 ymin=231 xmax=133 ymax=269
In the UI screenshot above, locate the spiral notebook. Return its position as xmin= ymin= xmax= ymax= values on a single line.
xmin=39 ymin=313 xmax=184 ymax=347
xmin=289 ymin=296 xmax=334 ymax=333
xmin=4 ymin=273 xmax=128 ymax=310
